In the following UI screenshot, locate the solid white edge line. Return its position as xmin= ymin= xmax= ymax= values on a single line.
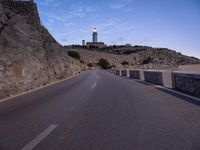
xmin=21 ymin=124 xmax=58 ymax=150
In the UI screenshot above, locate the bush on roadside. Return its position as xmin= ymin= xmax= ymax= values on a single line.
xmin=87 ymin=63 xmax=93 ymax=68
xmin=121 ymin=61 xmax=129 ymax=66
xmin=142 ymin=57 xmax=153 ymax=64
xmin=97 ymin=58 xmax=111 ymax=69
xmin=67 ymin=51 xmax=80 ymax=60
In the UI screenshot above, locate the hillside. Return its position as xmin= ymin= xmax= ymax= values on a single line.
xmin=0 ymin=1 xmax=85 ymax=99
xmin=66 ymin=46 xmax=200 ymax=69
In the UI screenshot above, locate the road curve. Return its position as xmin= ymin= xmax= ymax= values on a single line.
xmin=0 ymin=70 xmax=200 ymax=150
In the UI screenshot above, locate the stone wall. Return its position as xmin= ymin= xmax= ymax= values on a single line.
xmin=115 ymin=69 xmax=200 ymax=98
xmin=172 ymin=72 xmax=200 ymax=98
xmin=121 ymin=70 xmax=127 ymax=77
xmin=1 ymin=0 xmax=40 ymax=27
xmin=129 ymin=70 xmax=141 ymax=79
xmin=144 ymin=71 xmax=163 ymax=85
xmin=116 ymin=70 xmax=121 ymax=76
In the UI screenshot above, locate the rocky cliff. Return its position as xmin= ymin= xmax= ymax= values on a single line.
xmin=0 ymin=2 xmax=84 ymax=99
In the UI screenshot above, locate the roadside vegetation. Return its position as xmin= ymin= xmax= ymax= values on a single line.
xmin=97 ymin=58 xmax=111 ymax=69
xmin=121 ymin=61 xmax=129 ymax=66
xmin=87 ymin=63 xmax=93 ymax=68
xmin=142 ymin=57 xmax=153 ymax=64
xmin=67 ymin=51 xmax=81 ymax=60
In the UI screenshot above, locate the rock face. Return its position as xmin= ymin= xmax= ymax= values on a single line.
xmin=0 ymin=2 xmax=83 ymax=99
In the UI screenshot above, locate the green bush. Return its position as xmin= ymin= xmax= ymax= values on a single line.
xmin=97 ymin=58 xmax=111 ymax=69
xmin=123 ymin=50 xmax=137 ymax=55
xmin=68 ymin=51 xmax=80 ymax=60
xmin=142 ymin=57 xmax=153 ymax=64
xmin=121 ymin=61 xmax=129 ymax=66
xmin=87 ymin=63 xmax=93 ymax=68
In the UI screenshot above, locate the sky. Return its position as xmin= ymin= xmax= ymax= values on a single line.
xmin=35 ymin=0 xmax=200 ymax=58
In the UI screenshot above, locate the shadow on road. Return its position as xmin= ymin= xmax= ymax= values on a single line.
xmin=156 ymin=88 xmax=200 ymax=107
xmin=136 ymin=80 xmax=153 ymax=86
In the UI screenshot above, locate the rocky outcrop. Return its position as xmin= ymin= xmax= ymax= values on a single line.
xmin=0 ymin=0 xmax=40 ymax=27
xmin=0 ymin=3 xmax=84 ymax=99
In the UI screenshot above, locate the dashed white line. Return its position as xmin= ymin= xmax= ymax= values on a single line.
xmin=21 ymin=124 xmax=58 ymax=150
xmin=92 ymin=82 xmax=97 ymax=89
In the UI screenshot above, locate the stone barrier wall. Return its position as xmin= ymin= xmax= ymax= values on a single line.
xmin=144 ymin=71 xmax=163 ymax=85
xmin=116 ymin=70 xmax=121 ymax=76
xmin=121 ymin=70 xmax=127 ymax=77
xmin=129 ymin=70 xmax=140 ymax=79
xmin=172 ymin=72 xmax=200 ymax=98
xmin=115 ymin=69 xmax=199 ymax=98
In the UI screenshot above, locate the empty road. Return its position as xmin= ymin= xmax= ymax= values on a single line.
xmin=0 ymin=70 xmax=200 ymax=150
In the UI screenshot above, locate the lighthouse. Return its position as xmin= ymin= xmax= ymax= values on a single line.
xmin=93 ymin=28 xmax=98 ymax=43
xmin=85 ymin=28 xmax=106 ymax=48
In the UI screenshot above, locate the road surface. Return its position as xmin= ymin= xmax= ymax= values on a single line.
xmin=0 ymin=70 xmax=200 ymax=150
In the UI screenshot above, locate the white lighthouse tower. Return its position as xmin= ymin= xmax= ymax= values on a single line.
xmin=85 ymin=27 xmax=106 ymax=48
xmin=93 ymin=28 xmax=98 ymax=43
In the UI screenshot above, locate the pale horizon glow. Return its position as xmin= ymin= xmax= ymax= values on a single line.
xmin=35 ymin=0 xmax=200 ymax=59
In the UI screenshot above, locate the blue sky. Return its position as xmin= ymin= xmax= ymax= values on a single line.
xmin=35 ymin=0 xmax=200 ymax=58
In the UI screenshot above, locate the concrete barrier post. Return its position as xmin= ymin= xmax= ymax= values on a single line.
xmin=140 ymin=70 xmax=145 ymax=81
xmin=162 ymin=71 xmax=172 ymax=88
xmin=126 ymin=69 xmax=130 ymax=78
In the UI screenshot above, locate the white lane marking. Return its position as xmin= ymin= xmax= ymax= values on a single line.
xmin=21 ymin=124 xmax=58 ymax=150
xmin=92 ymin=81 xmax=97 ymax=89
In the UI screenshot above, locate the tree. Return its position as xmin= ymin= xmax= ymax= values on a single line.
xmin=97 ymin=59 xmax=111 ymax=69
xmin=142 ymin=57 xmax=153 ymax=64
xmin=87 ymin=63 xmax=93 ymax=68
xmin=121 ymin=61 xmax=129 ymax=66
xmin=67 ymin=51 xmax=80 ymax=60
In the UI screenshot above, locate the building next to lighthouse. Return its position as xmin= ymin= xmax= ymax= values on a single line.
xmin=85 ymin=28 xmax=106 ymax=48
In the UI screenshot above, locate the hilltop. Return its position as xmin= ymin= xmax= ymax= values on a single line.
xmin=65 ymin=45 xmax=200 ymax=69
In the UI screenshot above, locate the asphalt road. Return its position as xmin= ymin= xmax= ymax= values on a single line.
xmin=0 ymin=70 xmax=200 ymax=150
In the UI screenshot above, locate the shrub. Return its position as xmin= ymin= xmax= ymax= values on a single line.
xmin=123 ymin=50 xmax=137 ymax=55
xmin=97 ymin=58 xmax=111 ymax=69
xmin=121 ymin=61 xmax=129 ymax=66
xmin=67 ymin=51 xmax=80 ymax=60
xmin=87 ymin=63 xmax=93 ymax=68
xmin=142 ymin=57 xmax=153 ymax=64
